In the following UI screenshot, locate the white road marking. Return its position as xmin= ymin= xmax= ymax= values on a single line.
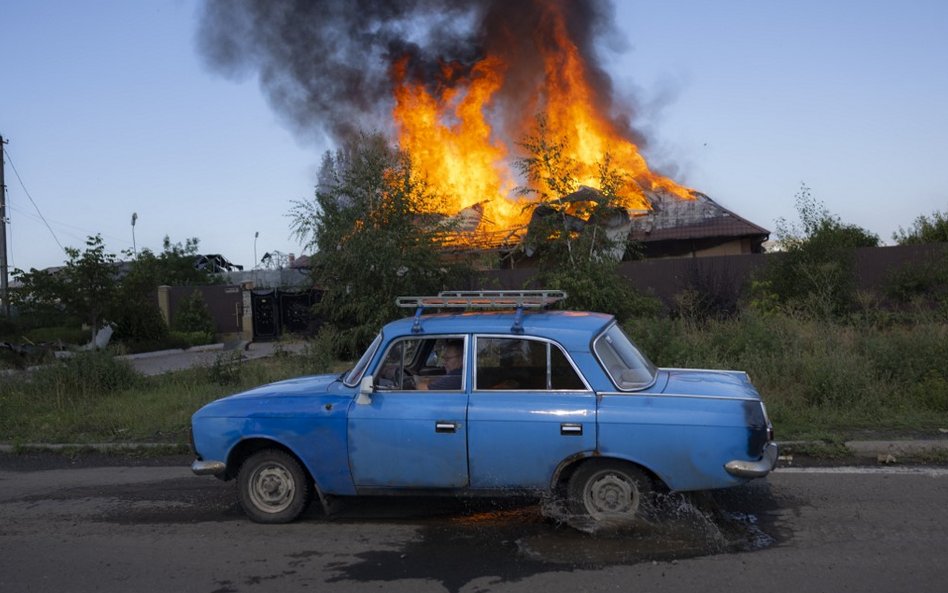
xmin=775 ymin=466 xmax=948 ymax=477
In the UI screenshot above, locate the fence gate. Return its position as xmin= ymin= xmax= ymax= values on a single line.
xmin=251 ymin=290 xmax=279 ymax=340
xmin=250 ymin=288 xmax=321 ymax=340
xmin=278 ymin=289 xmax=321 ymax=335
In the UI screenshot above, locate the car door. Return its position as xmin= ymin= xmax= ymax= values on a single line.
xmin=347 ymin=335 xmax=469 ymax=489
xmin=467 ymin=335 xmax=596 ymax=490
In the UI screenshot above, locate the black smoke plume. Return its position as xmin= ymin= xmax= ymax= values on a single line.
xmin=197 ymin=0 xmax=633 ymax=147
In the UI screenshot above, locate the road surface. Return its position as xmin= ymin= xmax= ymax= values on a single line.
xmin=1 ymin=455 xmax=946 ymax=593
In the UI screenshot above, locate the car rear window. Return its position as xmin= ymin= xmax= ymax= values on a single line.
xmin=594 ymin=324 xmax=657 ymax=390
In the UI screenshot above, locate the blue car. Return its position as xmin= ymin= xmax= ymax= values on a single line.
xmin=190 ymin=291 xmax=776 ymax=524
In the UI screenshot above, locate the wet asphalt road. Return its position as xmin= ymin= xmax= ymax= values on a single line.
xmin=1 ymin=456 xmax=947 ymax=593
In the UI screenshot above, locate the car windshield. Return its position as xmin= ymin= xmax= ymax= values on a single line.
xmin=594 ymin=324 xmax=657 ymax=390
xmin=344 ymin=332 xmax=383 ymax=386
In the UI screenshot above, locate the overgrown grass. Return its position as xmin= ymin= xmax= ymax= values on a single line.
xmin=626 ymin=312 xmax=948 ymax=440
xmin=3 ymin=314 xmax=947 ymax=445
xmin=0 ymin=346 xmax=348 ymax=444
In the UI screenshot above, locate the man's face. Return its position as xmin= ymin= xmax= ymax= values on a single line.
xmin=442 ymin=347 xmax=462 ymax=372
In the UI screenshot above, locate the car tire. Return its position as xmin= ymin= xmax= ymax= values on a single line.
xmin=567 ymin=460 xmax=653 ymax=525
xmin=237 ymin=449 xmax=312 ymax=524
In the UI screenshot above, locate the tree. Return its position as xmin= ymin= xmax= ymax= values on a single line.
xmin=894 ymin=210 xmax=948 ymax=245
xmin=13 ymin=234 xmax=118 ymax=342
xmin=515 ymin=117 xmax=657 ymax=321
xmin=774 ymin=185 xmax=880 ymax=252
xmin=113 ymin=236 xmax=219 ymax=343
xmin=290 ymin=133 xmax=470 ymax=357
xmin=764 ymin=184 xmax=880 ymax=317
xmin=9 ymin=266 xmax=70 ymax=329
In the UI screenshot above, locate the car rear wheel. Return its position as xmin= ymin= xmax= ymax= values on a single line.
xmin=237 ymin=449 xmax=312 ymax=523
xmin=568 ymin=460 xmax=653 ymax=525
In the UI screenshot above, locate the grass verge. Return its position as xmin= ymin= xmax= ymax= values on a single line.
xmin=626 ymin=312 xmax=948 ymax=441
xmin=0 ymin=347 xmax=348 ymax=445
xmin=2 ymin=313 xmax=947 ymax=447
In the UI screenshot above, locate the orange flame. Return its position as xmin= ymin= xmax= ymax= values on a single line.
xmin=391 ymin=2 xmax=692 ymax=244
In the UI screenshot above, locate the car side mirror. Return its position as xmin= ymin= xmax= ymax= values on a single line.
xmin=356 ymin=375 xmax=374 ymax=405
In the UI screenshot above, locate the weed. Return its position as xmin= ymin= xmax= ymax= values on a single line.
xmin=208 ymin=351 xmax=243 ymax=386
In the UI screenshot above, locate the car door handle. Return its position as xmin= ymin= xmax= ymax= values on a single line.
xmin=560 ymin=423 xmax=583 ymax=436
xmin=435 ymin=421 xmax=458 ymax=433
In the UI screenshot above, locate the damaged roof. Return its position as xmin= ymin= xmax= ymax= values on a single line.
xmin=629 ymin=191 xmax=769 ymax=243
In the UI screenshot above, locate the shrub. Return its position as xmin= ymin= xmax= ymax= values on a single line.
xmin=113 ymin=298 xmax=169 ymax=344
xmin=884 ymin=251 xmax=948 ymax=305
xmin=173 ymin=331 xmax=216 ymax=348
xmin=763 ymin=184 xmax=879 ymax=318
xmin=27 ymin=351 xmax=141 ymax=400
xmin=907 ymin=371 xmax=948 ymax=412
xmin=173 ymin=290 xmax=216 ymax=336
xmin=24 ymin=325 xmax=89 ymax=346
xmin=302 ymin=327 xmax=341 ymax=375
xmin=208 ymin=351 xmax=243 ymax=386
xmin=543 ymin=263 xmax=662 ymax=323
xmin=894 ymin=210 xmax=948 ymax=245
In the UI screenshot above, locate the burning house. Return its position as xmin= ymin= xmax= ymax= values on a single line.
xmin=628 ymin=192 xmax=769 ymax=259
xmin=200 ymin=0 xmax=767 ymax=261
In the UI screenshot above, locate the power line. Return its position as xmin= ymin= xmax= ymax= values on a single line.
xmin=2 ymin=146 xmax=65 ymax=253
xmin=6 ymin=203 xmax=132 ymax=248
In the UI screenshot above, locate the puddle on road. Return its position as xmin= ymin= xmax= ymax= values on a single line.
xmin=525 ymin=491 xmax=775 ymax=565
xmin=326 ymin=482 xmax=779 ymax=591
xmin=50 ymin=473 xmax=780 ymax=591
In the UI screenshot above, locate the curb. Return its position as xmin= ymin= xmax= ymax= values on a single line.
xmin=0 ymin=442 xmax=188 ymax=454
xmin=844 ymin=439 xmax=948 ymax=456
xmin=117 ymin=343 xmax=225 ymax=361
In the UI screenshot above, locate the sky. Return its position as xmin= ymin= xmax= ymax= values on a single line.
xmin=1 ymin=0 xmax=947 ymax=273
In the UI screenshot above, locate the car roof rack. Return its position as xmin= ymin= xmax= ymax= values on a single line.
xmin=396 ymin=290 xmax=566 ymax=310
xmin=395 ymin=290 xmax=567 ymax=334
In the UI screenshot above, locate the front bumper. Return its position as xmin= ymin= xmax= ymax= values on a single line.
xmin=191 ymin=459 xmax=226 ymax=476
xmin=724 ymin=442 xmax=778 ymax=479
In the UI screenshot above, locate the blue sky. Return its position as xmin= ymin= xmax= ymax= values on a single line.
xmin=2 ymin=0 xmax=946 ymax=272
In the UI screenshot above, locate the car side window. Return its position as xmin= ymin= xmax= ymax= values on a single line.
xmin=375 ymin=337 xmax=465 ymax=391
xmin=475 ymin=337 xmax=586 ymax=391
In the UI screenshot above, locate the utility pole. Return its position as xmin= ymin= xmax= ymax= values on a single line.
xmin=0 ymin=135 xmax=9 ymax=318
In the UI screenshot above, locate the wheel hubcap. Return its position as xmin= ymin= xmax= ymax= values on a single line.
xmin=585 ymin=471 xmax=639 ymax=518
xmin=249 ymin=463 xmax=295 ymax=513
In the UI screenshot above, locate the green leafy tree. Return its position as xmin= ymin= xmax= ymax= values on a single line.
xmin=13 ymin=234 xmax=118 ymax=343
xmin=290 ymin=133 xmax=469 ymax=357
xmin=894 ymin=210 xmax=948 ymax=245
xmin=516 ymin=117 xmax=656 ymax=321
xmin=60 ymin=235 xmax=118 ymax=343
xmin=9 ymin=267 xmax=72 ymax=329
xmin=764 ymin=184 xmax=880 ymax=318
xmin=113 ymin=237 xmax=219 ymax=343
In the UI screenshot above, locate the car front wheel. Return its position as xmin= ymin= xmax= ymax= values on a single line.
xmin=237 ymin=449 xmax=312 ymax=523
xmin=568 ymin=460 xmax=653 ymax=525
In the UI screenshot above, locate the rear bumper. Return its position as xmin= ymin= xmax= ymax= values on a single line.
xmin=191 ymin=459 xmax=226 ymax=476
xmin=724 ymin=442 xmax=778 ymax=479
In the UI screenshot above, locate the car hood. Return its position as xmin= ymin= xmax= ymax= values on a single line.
xmin=223 ymin=372 xmax=344 ymax=399
xmin=194 ymin=372 xmax=347 ymax=419
xmin=659 ymin=369 xmax=761 ymax=400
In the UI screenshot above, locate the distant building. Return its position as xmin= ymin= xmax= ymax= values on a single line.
xmin=629 ymin=192 xmax=769 ymax=258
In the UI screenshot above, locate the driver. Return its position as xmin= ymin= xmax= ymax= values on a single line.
xmin=419 ymin=341 xmax=463 ymax=390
